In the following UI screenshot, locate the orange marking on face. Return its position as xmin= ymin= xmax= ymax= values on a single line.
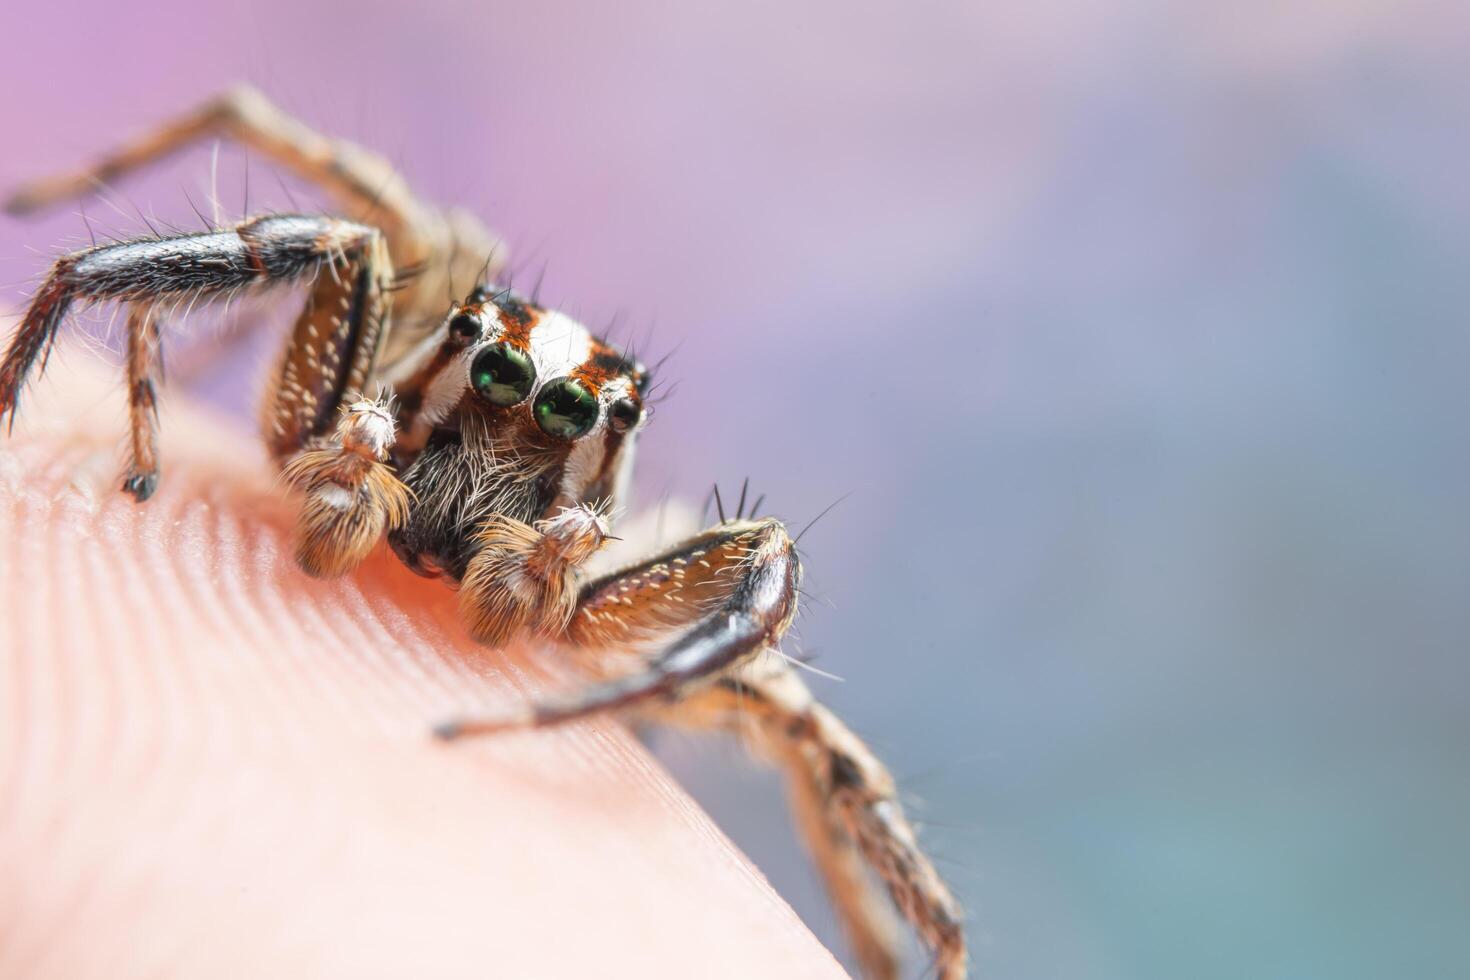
xmin=493 ymin=295 xmax=538 ymax=350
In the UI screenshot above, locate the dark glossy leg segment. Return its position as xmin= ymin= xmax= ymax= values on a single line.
xmin=435 ymin=518 xmax=802 ymax=735
xmin=0 ymin=215 xmax=391 ymax=483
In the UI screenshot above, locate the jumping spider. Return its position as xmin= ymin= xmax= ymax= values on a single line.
xmin=0 ymin=87 xmax=966 ymax=980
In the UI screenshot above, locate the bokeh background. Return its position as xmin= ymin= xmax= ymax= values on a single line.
xmin=3 ymin=2 xmax=1469 ymax=977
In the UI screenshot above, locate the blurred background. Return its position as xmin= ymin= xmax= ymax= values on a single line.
xmin=3 ymin=1 xmax=1469 ymax=977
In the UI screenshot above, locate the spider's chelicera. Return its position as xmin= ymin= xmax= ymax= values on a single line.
xmin=0 ymin=87 xmax=967 ymax=980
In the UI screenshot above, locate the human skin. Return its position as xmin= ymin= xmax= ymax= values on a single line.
xmin=0 ymin=351 xmax=847 ymax=979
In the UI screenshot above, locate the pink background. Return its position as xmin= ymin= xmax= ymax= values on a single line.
xmin=3 ymin=2 xmax=1470 ymax=977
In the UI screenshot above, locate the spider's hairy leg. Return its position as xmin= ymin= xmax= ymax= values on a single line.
xmin=653 ymin=658 xmax=968 ymax=980
xmin=458 ymin=505 xmax=612 ymax=646
xmin=0 ymin=215 xmax=391 ymax=497
xmin=261 ymin=221 xmax=393 ymax=458
xmin=3 ymin=86 xmax=425 ymax=240
xmin=4 ymin=85 xmax=503 ymax=326
xmin=282 ymin=397 xmax=410 ymax=578
xmin=123 ymin=304 xmax=163 ymax=501
xmin=435 ymin=517 xmax=800 ymax=735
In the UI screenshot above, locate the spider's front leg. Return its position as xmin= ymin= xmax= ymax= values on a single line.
xmin=438 ymin=515 xmax=967 ymax=979
xmin=437 ymin=517 xmax=800 ymax=735
xmin=0 ymin=214 xmax=392 ymax=495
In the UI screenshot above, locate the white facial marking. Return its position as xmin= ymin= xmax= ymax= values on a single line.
xmin=527 ymin=310 xmax=593 ymax=386
xmin=528 ymin=310 xmax=614 ymax=507
xmin=421 ymin=350 xmax=476 ymax=427
xmin=605 ymin=431 xmax=638 ymax=513
xmin=409 ymin=306 xmax=503 ymax=427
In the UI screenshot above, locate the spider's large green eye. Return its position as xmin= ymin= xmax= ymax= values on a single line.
xmin=534 ymin=378 xmax=599 ymax=439
xmin=471 ymin=343 xmax=536 ymax=407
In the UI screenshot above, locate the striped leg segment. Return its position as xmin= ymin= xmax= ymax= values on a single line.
xmin=0 ymin=214 xmax=393 ymax=493
xmin=435 ymin=511 xmax=967 ymax=978
xmin=665 ymin=658 xmax=968 ymax=980
xmin=434 ymin=517 xmax=801 ymax=735
xmin=123 ymin=305 xmax=163 ymax=500
xmin=261 ymin=217 xmax=393 ymax=458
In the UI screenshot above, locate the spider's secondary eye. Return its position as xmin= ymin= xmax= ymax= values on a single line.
xmin=608 ymin=398 xmax=641 ymax=433
xmin=448 ymin=312 xmax=482 ymax=345
xmin=470 ymin=343 xmax=536 ymax=406
xmin=534 ymin=378 xmax=599 ymax=439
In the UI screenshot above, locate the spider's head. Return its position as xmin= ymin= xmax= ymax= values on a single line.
xmin=387 ymin=287 xmax=650 ymax=580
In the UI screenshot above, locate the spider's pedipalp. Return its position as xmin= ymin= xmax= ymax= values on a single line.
xmin=283 ymin=396 xmax=410 ymax=578
xmin=458 ymin=504 xmax=612 ymax=646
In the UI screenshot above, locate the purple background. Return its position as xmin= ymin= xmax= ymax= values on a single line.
xmin=4 ymin=2 xmax=1470 ymax=977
